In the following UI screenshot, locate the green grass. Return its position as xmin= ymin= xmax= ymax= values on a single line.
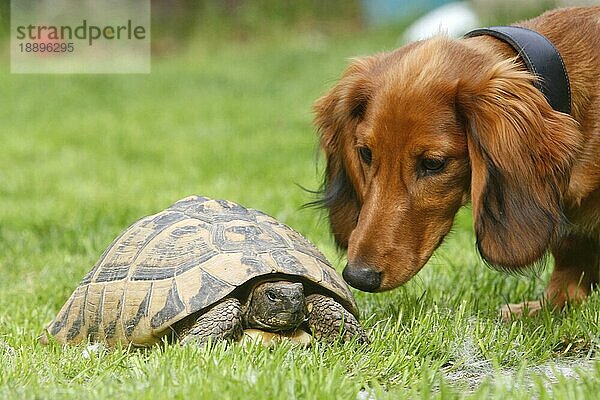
xmin=1 ymin=23 xmax=599 ymax=400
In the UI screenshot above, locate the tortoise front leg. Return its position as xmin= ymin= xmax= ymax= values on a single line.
xmin=179 ymin=298 xmax=243 ymax=345
xmin=305 ymin=294 xmax=369 ymax=344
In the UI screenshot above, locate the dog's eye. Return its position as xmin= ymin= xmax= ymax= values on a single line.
xmin=420 ymin=157 xmax=447 ymax=175
xmin=358 ymin=146 xmax=372 ymax=166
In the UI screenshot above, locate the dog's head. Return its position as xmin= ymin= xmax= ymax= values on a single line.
xmin=314 ymin=36 xmax=580 ymax=292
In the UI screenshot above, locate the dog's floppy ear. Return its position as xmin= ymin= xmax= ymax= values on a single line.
xmin=456 ymin=59 xmax=581 ymax=269
xmin=313 ymin=56 xmax=379 ymax=249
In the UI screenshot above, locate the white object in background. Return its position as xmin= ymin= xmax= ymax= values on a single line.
xmin=82 ymin=343 xmax=104 ymax=359
xmin=403 ymin=1 xmax=480 ymax=42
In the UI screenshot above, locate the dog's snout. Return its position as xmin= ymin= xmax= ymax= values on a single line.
xmin=343 ymin=262 xmax=381 ymax=292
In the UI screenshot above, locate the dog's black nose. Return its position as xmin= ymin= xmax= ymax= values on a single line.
xmin=343 ymin=262 xmax=381 ymax=292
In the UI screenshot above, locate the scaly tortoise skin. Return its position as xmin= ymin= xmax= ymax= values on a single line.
xmin=41 ymin=195 xmax=368 ymax=347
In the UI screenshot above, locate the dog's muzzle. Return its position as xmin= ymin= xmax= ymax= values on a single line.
xmin=343 ymin=262 xmax=381 ymax=292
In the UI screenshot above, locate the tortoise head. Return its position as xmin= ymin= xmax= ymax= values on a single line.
xmin=245 ymin=281 xmax=307 ymax=332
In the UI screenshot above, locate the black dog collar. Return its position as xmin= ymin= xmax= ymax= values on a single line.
xmin=464 ymin=26 xmax=571 ymax=115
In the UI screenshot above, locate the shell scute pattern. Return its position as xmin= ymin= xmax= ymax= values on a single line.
xmin=186 ymin=270 xmax=234 ymax=313
xmin=212 ymin=222 xmax=287 ymax=254
xmin=149 ymin=280 xmax=186 ymax=330
xmin=125 ymin=285 xmax=152 ymax=338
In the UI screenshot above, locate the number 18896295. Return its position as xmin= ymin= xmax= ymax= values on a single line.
xmin=19 ymin=42 xmax=74 ymax=53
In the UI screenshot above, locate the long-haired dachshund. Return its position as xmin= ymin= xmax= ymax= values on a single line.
xmin=313 ymin=7 xmax=600 ymax=318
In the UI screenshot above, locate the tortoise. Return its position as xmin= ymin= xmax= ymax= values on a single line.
xmin=40 ymin=195 xmax=368 ymax=347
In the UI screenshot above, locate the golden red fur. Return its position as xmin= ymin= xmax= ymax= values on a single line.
xmin=313 ymin=7 xmax=600 ymax=317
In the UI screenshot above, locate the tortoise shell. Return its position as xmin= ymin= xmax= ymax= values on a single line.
xmin=45 ymin=195 xmax=357 ymax=346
